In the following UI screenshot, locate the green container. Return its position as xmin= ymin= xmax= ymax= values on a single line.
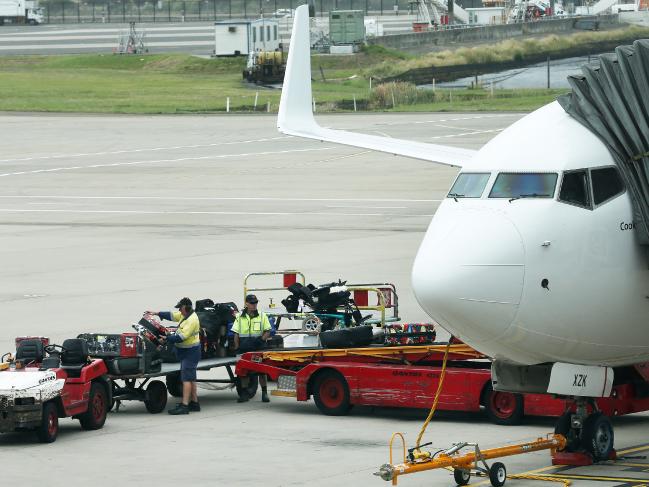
xmin=329 ymin=10 xmax=365 ymax=45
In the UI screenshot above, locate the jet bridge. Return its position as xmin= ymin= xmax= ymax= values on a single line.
xmin=558 ymin=40 xmax=649 ymax=245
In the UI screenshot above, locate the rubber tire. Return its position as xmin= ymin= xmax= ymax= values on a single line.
xmin=166 ymin=372 xmax=183 ymax=398
xmin=489 ymin=462 xmax=507 ymax=487
xmin=483 ymin=383 xmax=524 ymax=426
xmin=554 ymin=412 xmax=581 ymax=451
xmin=108 ymin=382 xmax=117 ymax=411
xmin=348 ymin=325 xmax=373 ymax=345
xmin=313 ymin=370 xmax=352 ymax=416
xmin=320 ymin=325 xmax=373 ymax=349
xmin=581 ymin=412 xmax=614 ymax=462
xmin=144 ymin=380 xmax=168 ymax=414
xmin=453 ymin=468 xmax=471 ymax=486
xmin=79 ymin=382 xmax=108 ymax=430
xmin=36 ymin=401 xmax=59 ymax=443
xmin=235 ymin=374 xmax=259 ymax=399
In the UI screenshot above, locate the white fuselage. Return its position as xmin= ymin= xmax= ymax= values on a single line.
xmin=412 ymin=101 xmax=649 ymax=367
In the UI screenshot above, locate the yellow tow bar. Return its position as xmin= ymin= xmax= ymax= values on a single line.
xmin=375 ymin=434 xmax=567 ymax=485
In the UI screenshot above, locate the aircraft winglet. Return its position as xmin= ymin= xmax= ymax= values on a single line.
xmin=277 ymin=4 xmax=475 ymax=168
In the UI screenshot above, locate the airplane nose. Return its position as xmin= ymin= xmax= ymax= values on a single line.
xmin=412 ymin=208 xmax=525 ymax=345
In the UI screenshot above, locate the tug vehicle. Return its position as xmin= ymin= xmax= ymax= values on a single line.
xmin=243 ymin=50 xmax=286 ymax=84
xmin=0 ymin=337 xmax=110 ymax=443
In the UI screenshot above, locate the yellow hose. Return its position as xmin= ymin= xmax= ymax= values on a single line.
xmin=386 ymin=340 xmax=573 ymax=487
xmin=415 ymin=340 xmax=452 ymax=450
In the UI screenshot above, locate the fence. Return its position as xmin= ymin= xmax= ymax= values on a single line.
xmin=41 ymin=0 xmax=420 ymax=23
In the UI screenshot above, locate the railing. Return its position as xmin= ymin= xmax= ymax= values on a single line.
xmin=41 ymin=0 xmax=437 ymax=24
xmin=243 ymin=270 xmax=305 ymax=305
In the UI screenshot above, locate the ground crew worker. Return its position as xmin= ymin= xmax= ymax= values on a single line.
xmin=148 ymin=297 xmax=201 ymax=415
xmin=232 ymin=294 xmax=271 ymax=403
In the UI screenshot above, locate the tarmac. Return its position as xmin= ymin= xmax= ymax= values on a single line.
xmin=0 ymin=111 xmax=647 ymax=486
xmin=0 ymin=16 xmax=414 ymax=55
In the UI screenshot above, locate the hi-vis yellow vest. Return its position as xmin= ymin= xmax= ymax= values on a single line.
xmin=171 ymin=311 xmax=200 ymax=348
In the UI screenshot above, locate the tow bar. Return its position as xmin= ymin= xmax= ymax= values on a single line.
xmin=375 ymin=434 xmax=567 ymax=486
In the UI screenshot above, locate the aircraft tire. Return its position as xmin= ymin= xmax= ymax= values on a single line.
xmin=581 ymin=412 xmax=614 ymax=462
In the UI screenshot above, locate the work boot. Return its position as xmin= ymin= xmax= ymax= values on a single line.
xmin=237 ymin=395 xmax=249 ymax=403
xmin=188 ymin=401 xmax=201 ymax=412
xmin=261 ymin=389 xmax=270 ymax=403
xmin=168 ymin=403 xmax=189 ymax=415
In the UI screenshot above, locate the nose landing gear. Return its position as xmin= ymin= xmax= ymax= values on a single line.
xmin=553 ymin=397 xmax=615 ymax=465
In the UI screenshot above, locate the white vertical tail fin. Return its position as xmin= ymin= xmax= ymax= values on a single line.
xmin=277 ymin=4 xmax=475 ymax=168
xmin=277 ymin=4 xmax=319 ymax=136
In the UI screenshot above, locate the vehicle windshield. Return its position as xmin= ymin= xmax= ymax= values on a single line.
xmin=489 ymin=173 xmax=558 ymax=199
xmin=447 ymin=173 xmax=490 ymax=199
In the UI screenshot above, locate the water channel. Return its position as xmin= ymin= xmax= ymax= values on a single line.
xmin=422 ymin=55 xmax=602 ymax=89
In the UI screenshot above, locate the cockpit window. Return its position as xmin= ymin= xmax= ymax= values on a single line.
xmin=447 ymin=173 xmax=490 ymax=199
xmin=559 ymin=170 xmax=590 ymax=208
xmin=592 ymin=167 xmax=624 ymax=206
xmin=488 ymin=173 xmax=557 ymax=199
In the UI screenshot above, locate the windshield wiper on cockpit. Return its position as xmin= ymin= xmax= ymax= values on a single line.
xmin=508 ymin=193 xmax=551 ymax=203
xmin=448 ymin=193 xmax=465 ymax=202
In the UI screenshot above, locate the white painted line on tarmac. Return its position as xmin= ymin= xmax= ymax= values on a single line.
xmin=0 ymin=208 xmax=434 ymax=217
xmin=0 ymin=40 xmax=213 ymax=50
xmin=432 ymin=123 xmax=482 ymax=131
xmin=0 ymin=32 xmax=213 ymax=42
xmin=0 ymin=195 xmax=442 ymax=202
xmin=0 ymin=25 xmax=216 ymax=36
xmin=315 ymin=150 xmax=372 ymax=162
xmin=372 ymin=114 xmax=521 ymax=127
xmin=0 ymin=136 xmax=292 ymax=164
xmin=0 ymin=147 xmax=334 ymax=177
xmin=429 ymin=128 xmax=504 ymax=139
xmin=326 ymin=205 xmax=409 ymax=209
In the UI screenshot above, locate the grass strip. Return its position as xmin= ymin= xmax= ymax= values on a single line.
xmin=0 ymin=51 xmax=568 ymax=113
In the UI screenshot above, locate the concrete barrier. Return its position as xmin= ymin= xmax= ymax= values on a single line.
xmin=367 ymin=14 xmax=620 ymax=54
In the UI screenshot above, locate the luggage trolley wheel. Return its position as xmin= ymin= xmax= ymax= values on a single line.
xmin=302 ymin=316 xmax=321 ymax=332
xmin=166 ymin=372 xmax=183 ymax=398
xmin=453 ymin=468 xmax=471 ymax=486
xmin=488 ymin=462 xmax=507 ymax=487
xmin=144 ymin=380 xmax=168 ymax=414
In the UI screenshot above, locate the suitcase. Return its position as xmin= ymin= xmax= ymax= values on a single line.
xmin=78 ymin=332 xmax=162 ymax=374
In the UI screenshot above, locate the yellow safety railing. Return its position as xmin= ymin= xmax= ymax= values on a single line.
xmin=346 ymin=282 xmax=400 ymax=325
xmin=243 ymin=270 xmax=306 ymax=304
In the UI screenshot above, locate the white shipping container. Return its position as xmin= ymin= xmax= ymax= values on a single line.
xmin=466 ymin=6 xmax=506 ymax=24
xmin=0 ymin=0 xmax=26 ymax=17
xmin=364 ymin=18 xmax=384 ymax=37
xmin=214 ymin=18 xmax=280 ymax=56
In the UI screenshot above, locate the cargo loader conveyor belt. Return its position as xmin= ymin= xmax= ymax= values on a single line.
xmin=236 ymin=342 xmax=649 ymax=423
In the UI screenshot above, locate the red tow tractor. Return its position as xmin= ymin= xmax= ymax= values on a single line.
xmin=0 ymin=337 xmax=111 ymax=443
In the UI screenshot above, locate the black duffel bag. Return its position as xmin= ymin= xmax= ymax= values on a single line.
xmin=197 ymin=302 xmax=237 ymax=340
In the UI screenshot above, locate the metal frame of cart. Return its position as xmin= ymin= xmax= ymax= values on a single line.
xmin=243 ymin=270 xmax=401 ymax=331
xmin=108 ymin=356 xmax=257 ymax=413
